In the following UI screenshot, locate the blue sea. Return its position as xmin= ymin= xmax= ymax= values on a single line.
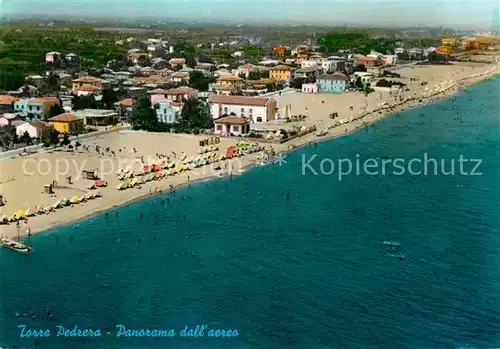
xmin=1 ymin=76 xmax=499 ymax=349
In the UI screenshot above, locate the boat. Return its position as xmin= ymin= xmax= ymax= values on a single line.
xmin=1 ymin=238 xmax=33 ymax=253
xmin=382 ymin=241 xmax=401 ymax=247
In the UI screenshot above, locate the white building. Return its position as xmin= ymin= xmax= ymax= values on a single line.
xmin=300 ymin=60 xmax=320 ymax=69
xmin=209 ymin=95 xmax=278 ymax=124
xmin=16 ymin=121 xmax=52 ymax=139
xmin=45 ymin=51 xmax=60 ymax=63
xmin=353 ymin=72 xmax=374 ymax=84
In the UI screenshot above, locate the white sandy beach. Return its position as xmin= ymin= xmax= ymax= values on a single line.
xmin=0 ymin=60 xmax=498 ymax=239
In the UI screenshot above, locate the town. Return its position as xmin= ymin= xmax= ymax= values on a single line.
xmin=0 ymin=25 xmax=498 ymax=150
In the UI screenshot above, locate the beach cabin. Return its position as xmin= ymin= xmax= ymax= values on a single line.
xmin=48 ymin=113 xmax=84 ymax=134
xmin=214 ymin=116 xmax=250 ymax=137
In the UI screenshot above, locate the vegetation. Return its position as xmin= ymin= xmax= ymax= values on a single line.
xmin=354 ymin=64 xmax=367 ymax=72
xmin=0 ymin=63 xmax=25 ymax=90
xmin=49 ymin=103 xmax=65 ymax=118
xmin=0 ymin=27 xmax=126 ymax=74
xmin=317 ymin=32 xmax=397 ymax=55
xmin=375 ymin=79 xmax=406 ymax=88
xmin=177 ymin=98 xmax=213 ymax=132
xmin=130 ymin=97 xmax=159 ymax=131
xmin=188 ymin=71 xmax=215 ymax=91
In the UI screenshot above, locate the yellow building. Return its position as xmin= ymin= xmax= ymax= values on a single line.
xmin=269 ymin=65 xmax=293 ymax=82
xmin=441 ymin=38 xmax=457 ymax=47
xmin=48 ymin=113 xmax=84 ymax=134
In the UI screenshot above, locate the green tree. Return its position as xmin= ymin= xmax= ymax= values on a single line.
xmin=102 ymin=88 xmax=118 ymax=109
xmin=20 ymin=131 xmax=33 ymax=145
xmin=354 ymin=64 xmax=367 ymax=72
xmin=72 ymin=95 xmax=98 ymax=111
xmin=49 ymin=103 xmax=65 ymax=118
xmin=184 ymin=55 xmax=197 ymax=69
xmin=179 ymin=98 xmax=212 ymax=131
xmin=0 ymin=68 xmax=25 ymax=91
xmin=188 ymin=71 xmax=214 ymax=91
xmin=130 ymin=97 xmax=158 ymax=131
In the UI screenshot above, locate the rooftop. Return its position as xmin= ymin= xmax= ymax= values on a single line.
xmin=318 ymin=73 xmax=349 ymax=81
xmin=270 ymin=65 xmax=293 ymax=71
xmin=209 ymin=95 xmax=270 ymax=106
xmin=214 ymin=116 xmax=250 ymax=125
xmin=49 ymin=113 xmax=81 ymax=122
xmin=0 ymin=95 xmax=20 ymax=105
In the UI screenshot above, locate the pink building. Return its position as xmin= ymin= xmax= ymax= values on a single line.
xmin=385 ymin=55 xmax=397 ymax=66
xmin=302 ymin=83 xmax=318 ymax=94
xmin=45 ymin=51 xmax=60 ymax=63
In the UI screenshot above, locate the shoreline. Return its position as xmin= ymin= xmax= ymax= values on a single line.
xmin=1 ymin=66 xmax=499 ymax=241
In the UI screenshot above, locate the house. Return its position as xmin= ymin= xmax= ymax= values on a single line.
xmin=317 ymin=73 xmax=348 ymax=93
xmin=114 ymin=98 xmax=136 ymax=119
xmin=269 ymin=65 xmax=294 ymax=82
xmin=353 ymin=72 xmax=373 ymax=85
xmin=164 ymin=87 xmax=198 ymax=102
xmin=215 ymin=76 xmax=244 ymax=95
xmin=408 ymin=48 xmax=424 ymax=60
xmin=170 ymin=72 xmax=190 ymax=83
xmin=325 ymin=56 xmax=346 ymax=73
xmin=45 ymin=51 xmax=61 ymax=63
xmin=169 ymin=58 xmax=186 ymax=67
xmin=394 ymin=48 xmax=405 ymax=55
xmin=154 ymin=100 xmax=180 ymax=124
xmin=385 ymin=55 xmax=398 ymax=66
xmin=74 ymin=109 xmax=119 ymax=126
xmin=214 ymin=116 xmax=250 ymax=136
xmin=300 ymin=60 xmax=320 ymax=69
xmin=231 ymin=51 xmax=243 ymax=58
xmin=194 ymin=63 xmax=213 ymax=75
xmin=295 ymin=66 xmax=321 ymax=79
xmin=236 ymin=64 xmax=256 ymax=78
xmin=0 ymin=95 xmax=19 ymax=113
xmin=441 ymin=38 xmax=457 ymax=47
xmin=16 ymin=121 xmax=52 ymax=139
xmin=302 ymin=83 xmax=318 ymax=94
xmin=209 ymin=95 xmax=277 ymax=124
xmin=273 ymin=47 xmax=287 ymax=57
xmin=14 ymin=97 xmax=60 ymax=120
xmin=127 ymin=52 xmax=152 ymax=64
xmin=72 ymin=76 xmax=110 ymax=95
xmin=0 ymin=113 xmax=23 ymax=126
xmin=48 ymin=113 xmax=85 ymax=133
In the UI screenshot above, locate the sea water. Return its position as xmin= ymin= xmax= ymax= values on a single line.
xmin=0 ymin=76 xmax=499 ymax=349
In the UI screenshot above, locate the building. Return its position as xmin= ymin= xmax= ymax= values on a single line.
xmin=236 ymin=64 xmax=256 ymax=78
xmin=13 ymin=97 xmax=60 ymax=120
xmin=269 ymin=65 xmax=294 ymax=82
xmin=385 ymin=55 xmax=398 ymax=66
xmin=302 ymin=83 xmax=318 ymax=94
xmin=326 ymin=56 xmax=347 ymax=73
xmin=72 ymin=76 xmax=110 ymax=95
xmin=209 ymin=95 xmax=277 ymax=124
xmin=74 ymin=109 xmax=119 ymax=126
xmin=214 ymin=116 xmax=250 ymax=136
xmin=273 ymin=47 xmax=287 ymax=57
xmin=214 ymin=76 xmax=244 ymax=95
xmin=16 ymin=121 xmax=52 ymax=139
xmin=169 ymin=58 xmax=186 ymax=67
xmin=0 ymin=95 xmax=19 ymax=113
xmin=353 ymin=72 xmax=373 ymax=85
xmin=317 ymin=73 xmax=348 ymax=93
xmin=295 ymin=66 xmax=321 ymax=79
xmin=441 ymin=38 xmax=457 ymax=47
xmin=127 ymin=52 xmax=152 ymax=64
xmin=45 ymin=51 xmax=61 ymax=63
xmin=163 ymin=87 xmax=198 ymax=102
xmin=154 ymin=100 xmax=180 ymax=124
xmin=170 ymin=72 xmax=190 ymax=83
xmin=0 ymin=113 xmax=23 ymax=126
xmin=114 ymin=98 xmax=136 ymax=119
xmin=48 ymin=113 xmax=85 ymax=133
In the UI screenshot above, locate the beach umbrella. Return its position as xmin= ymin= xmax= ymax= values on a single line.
xmin=15 ymin=209 xmax=25 ymax=219
xmin=70 ymin=196 xmax=80 ymax=204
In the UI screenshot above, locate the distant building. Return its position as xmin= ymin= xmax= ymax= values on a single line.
xmin=295 ymin=66 xmax=321 ymax=79
xmin=72 ymin=76 xmax=110 ymax=95
xmin=14 ymin=97 xmax=60 ymax=120
xmin=16 ymin=121 xmax=53 ymax=139
xmin=74 ymin=109 xmax=119 ymax=127
xmin=0 ymin=95 xmax=20 ymax=113
xmin=317 ymin=73 xmax=348 ymax=93
xmin=45 ymin=51 xmax=61 ymax=63
xmin=273 ymin=47 xmax=287 ymax=57
xmin=154 ymin=100 xmax=180 ymax=124
xmin=209 ymin=95 xmax=277 ymax=124
xmin=269 ymin=65 xmax=294 ymax=82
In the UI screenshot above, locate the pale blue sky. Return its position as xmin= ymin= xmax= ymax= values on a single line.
xmin=3 ymin=0 xmax=499 ymax=29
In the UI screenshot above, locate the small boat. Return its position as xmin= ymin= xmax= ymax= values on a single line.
xmin=387 ymin=253 xmax=406 ymax=259
xmin=382 ymin=241 xmax=401 ymax=247
xmin=1 ymin=238 xmax=33 ymax=253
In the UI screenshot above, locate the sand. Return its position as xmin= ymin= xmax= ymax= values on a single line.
xmin=1 ymin=60 xmax=499 ymax=240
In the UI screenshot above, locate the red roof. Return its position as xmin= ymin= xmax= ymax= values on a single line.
xmin=49 ymin=113 xmax=81 ymax=122
xmin=0 ymin=95 xmax=20 ymax=105
xmin=214 ymin=116 xmax=250 ymax=125
xmin=117 ymin=98 xmax=135 ymax=107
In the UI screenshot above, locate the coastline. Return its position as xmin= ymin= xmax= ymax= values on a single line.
xmin=1 ymin=65 xmax=498 ymax=241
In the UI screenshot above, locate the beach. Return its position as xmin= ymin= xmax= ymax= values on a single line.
xmin=1 ymin=60 xmax=499 ymax=239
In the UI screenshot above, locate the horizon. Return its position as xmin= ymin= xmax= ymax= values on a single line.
xmin=2 ymin=0 xmax=499 ymax=31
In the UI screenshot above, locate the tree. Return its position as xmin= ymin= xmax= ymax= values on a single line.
xmin=130 ymin=97 xmax=158 ymax=131
xmin=42 ymin=128 xmax=60 ymax=147
xmin=198 ymin=55 xmax=214 ymax=64
xmin=247 ymin=71 xmax=265 ymax=80
xmin=188 ymin=71 xmax=214 ymax=91
xmin=20 ymin=131 xmax=33 ymax=145
xmin=102 ymin=88 xmax=118 ymax=109
xmin=49 ymin=103 xmax=65 ymax=118
xmin=179 ymin=98 xmax=212 ymax=131
xmin=0 ymin=67 xmax=25 ymax=91
xmin=72 ymin=95 xmax=98 ymax=111
xmin=289 ymin=78 xmax=308 ymax=90
xmin=183 ymin=55 xmax=197 ymax=69
xmin=354 ymin=64 xmax=367 ymax=72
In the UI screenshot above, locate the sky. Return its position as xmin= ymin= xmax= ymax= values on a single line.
xmin=2 ymin=0 xmax=499 ymax=29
